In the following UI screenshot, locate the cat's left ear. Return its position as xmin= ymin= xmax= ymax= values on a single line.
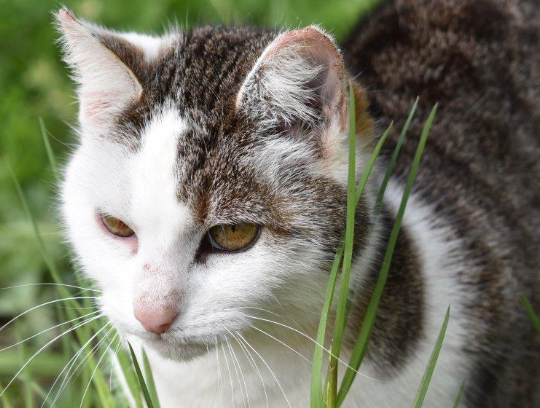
xmin=236 ymin=26 xmax=351 ymax=135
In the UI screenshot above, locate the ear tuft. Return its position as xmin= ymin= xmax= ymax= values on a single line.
xmin=55 ymin=8 xmax=144 ymax=132
xmin=236 ymin=26 xmax=348 ymax=133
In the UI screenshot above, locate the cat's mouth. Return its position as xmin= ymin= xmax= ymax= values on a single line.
xmin=128 ymin=328 xmax=224 ymax=362
xmin=142 ymin=336 xmax=209 ymax=361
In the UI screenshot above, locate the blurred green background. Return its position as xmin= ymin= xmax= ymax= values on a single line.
xmin=0 ymin=0 xmax=378 ymax=404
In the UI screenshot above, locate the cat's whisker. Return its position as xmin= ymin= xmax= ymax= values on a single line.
xmin=41 ymin=321 xmax=110 ymax=408
xmin=78 ymin=331 xmax=118 ymax=408
xmin=0 ymin=297 xmax=98 ymax=335
xmin=245 ymin=314 xmax=377 ymax=380
xmin=214 ymin=338 xmax=224 ymax=405
xmin=227 ymin=336 xmax=251 ymax=408
xmin=236 ymin=306 xmax=281 ymax=318
xmin=226 ymin=337 xmax=247 ymax=408
xmin=0 ymin=283 xmax=102 ymax=293
xmin=0 ymin=310 xmax=100 ymax=353
xmin=0 ymin=313 xmax=103 ymax=399
xmin=220 ymin=341 xmax=236 ymax=408
xmin=54 ymin=324 xmax=115 ymax=404
xmin=228 ymin=329 xmax=270 ymax=408
xmin=235 ymin=331 xmax=292 ymax=408
xmin=110 ymin=339 xmax=122 ymax=391
xmin=249 ymin=325 xmax=312 ymax=366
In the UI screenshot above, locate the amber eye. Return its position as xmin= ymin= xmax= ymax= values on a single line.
xmin=207 ymin=223 xmax=260 ymax=252
xmin=100 ymin=214 xmax=135 ymax=238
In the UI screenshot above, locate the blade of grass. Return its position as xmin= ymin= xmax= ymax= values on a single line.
xmin=411 ymin=306 xmax=450 ymax=408
xmin=327 ymin=86 xmax=392 ymax=406
xmin=337 ymin=104 xmax=438 ymax=406
xmin=16 ymin=325 xmax=35 ymax=408
xmin=142 ymin=349 xmax=161 ymax=408
xmin=326 ymin=81 xmax=358 ymax=407
xmin=310 ymin=245 xmax=343 ymax=408
xmin=354 ymin=123 xmax=393 ymax=206
xmin=39 ymin=117 xmax=59 ymax=183
xmin=116 ymin=346 xmax=144 ymax=408
xmin=343 ymin=122 xmax=392 ymax=320
xmin=0 ymin=382 xmax=15 ymax=408
xmin=520 ymin=295 xmax=540 ymax=338
xmin=311 ymin=89 xmax=392 ymax=407
xmin=5 ymin=158 xmax=64 ymax=286
xmin=452 ymin=381 xmax=465 ymax=408
xmin=128 ymin=343 xmax=156 ymax=408
xmin=374 ymin=97 xmax=419 ymax=213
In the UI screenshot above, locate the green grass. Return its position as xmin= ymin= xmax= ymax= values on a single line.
xmin=128 ymin=343 xmax=159 ymax=408
xmin=412 ymin=306 xmax=450 ymax=408
xmin=521 ymin=295 xmax=540 ymax=338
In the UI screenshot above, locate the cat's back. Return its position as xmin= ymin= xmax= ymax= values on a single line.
xmin=344 ymin=0 xmax=540 ymax=192
xmin=344 ymin=0 xmax=540 ymax=291
xmin=345 ymin=0 xmax=540 ymax=406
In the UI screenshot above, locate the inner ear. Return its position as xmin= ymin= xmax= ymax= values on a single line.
xmin=236 ymin=26 xmax=347 ymax=134
xmin=56 ymin=8 xmax=161 ymax=131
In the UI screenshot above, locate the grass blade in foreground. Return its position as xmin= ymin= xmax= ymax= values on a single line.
xmin=128 ymin=343 xmax=156 ymax=408
xmin=337 ymin=104 xmax=438 ymax=407
xmin=310 ymin=245 xmax=343 ymax=408
xmin=354 ymin=123 xmax=392 ymax=206
xmin=116 ymin=346 xmax=144 ymax=408
xmin=411 ymin=306 xmax=450 ymax=408
xmin=326 ymin=81 xmax=358 ymax=407
xmin=327 ymin=124 xmax=393 ymax=401
xmin=325 ymin=85 xmax=390 ymax=407
xmin=142 ymin=349 xmax=161 ymax=408
xmin=374 ymin=97 xmax=419 ymax=213
xmin=0 ymin=382 xmax=14 ymax=408
xmin=520 ymin=295 xmax=540 ymax=338
xmin=39 ymin=117 xmax=59 ymax=182
xmin=452 ymin=381 xmax=465 ymax=408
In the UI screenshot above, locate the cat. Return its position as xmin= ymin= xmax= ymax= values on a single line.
xmin=56 ymin=0 xmax=540 ymax=406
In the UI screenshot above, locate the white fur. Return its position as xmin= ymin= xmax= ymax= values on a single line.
xmin=120 ymin=32 xmax=167 ymax=61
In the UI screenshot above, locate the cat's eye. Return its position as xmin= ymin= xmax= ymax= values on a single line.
xmin=100 ymin=214 xmax=135 ymax=238
xmin=207 ymin=223 xmax=260 ymax=252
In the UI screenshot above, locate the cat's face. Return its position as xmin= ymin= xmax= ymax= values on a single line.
xmin=58 ymin=9 xmax=371 ymax=360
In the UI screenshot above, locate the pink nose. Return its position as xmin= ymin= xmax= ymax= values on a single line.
xmin=134 ymin=308 xmax=178 ymax=334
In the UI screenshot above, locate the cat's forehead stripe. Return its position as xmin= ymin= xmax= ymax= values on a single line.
xmin=116 ymin=26 xmax=279 ymax=143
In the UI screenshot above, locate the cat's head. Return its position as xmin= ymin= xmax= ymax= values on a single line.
xmin=57 ymin=8 xmax=373 ymax=360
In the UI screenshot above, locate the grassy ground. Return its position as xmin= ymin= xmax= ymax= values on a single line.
xmin=0 ymin=0 xmax=382 ymax=406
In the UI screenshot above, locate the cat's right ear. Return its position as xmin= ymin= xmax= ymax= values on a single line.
xmin=56 ymin=8 xmax=160 ymax=133
xmin=235 ymin=27 xmax=349 ymax=135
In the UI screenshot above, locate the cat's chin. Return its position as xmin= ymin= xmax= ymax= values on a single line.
xmin=142 ymin=337 xmax=209 ymax=362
